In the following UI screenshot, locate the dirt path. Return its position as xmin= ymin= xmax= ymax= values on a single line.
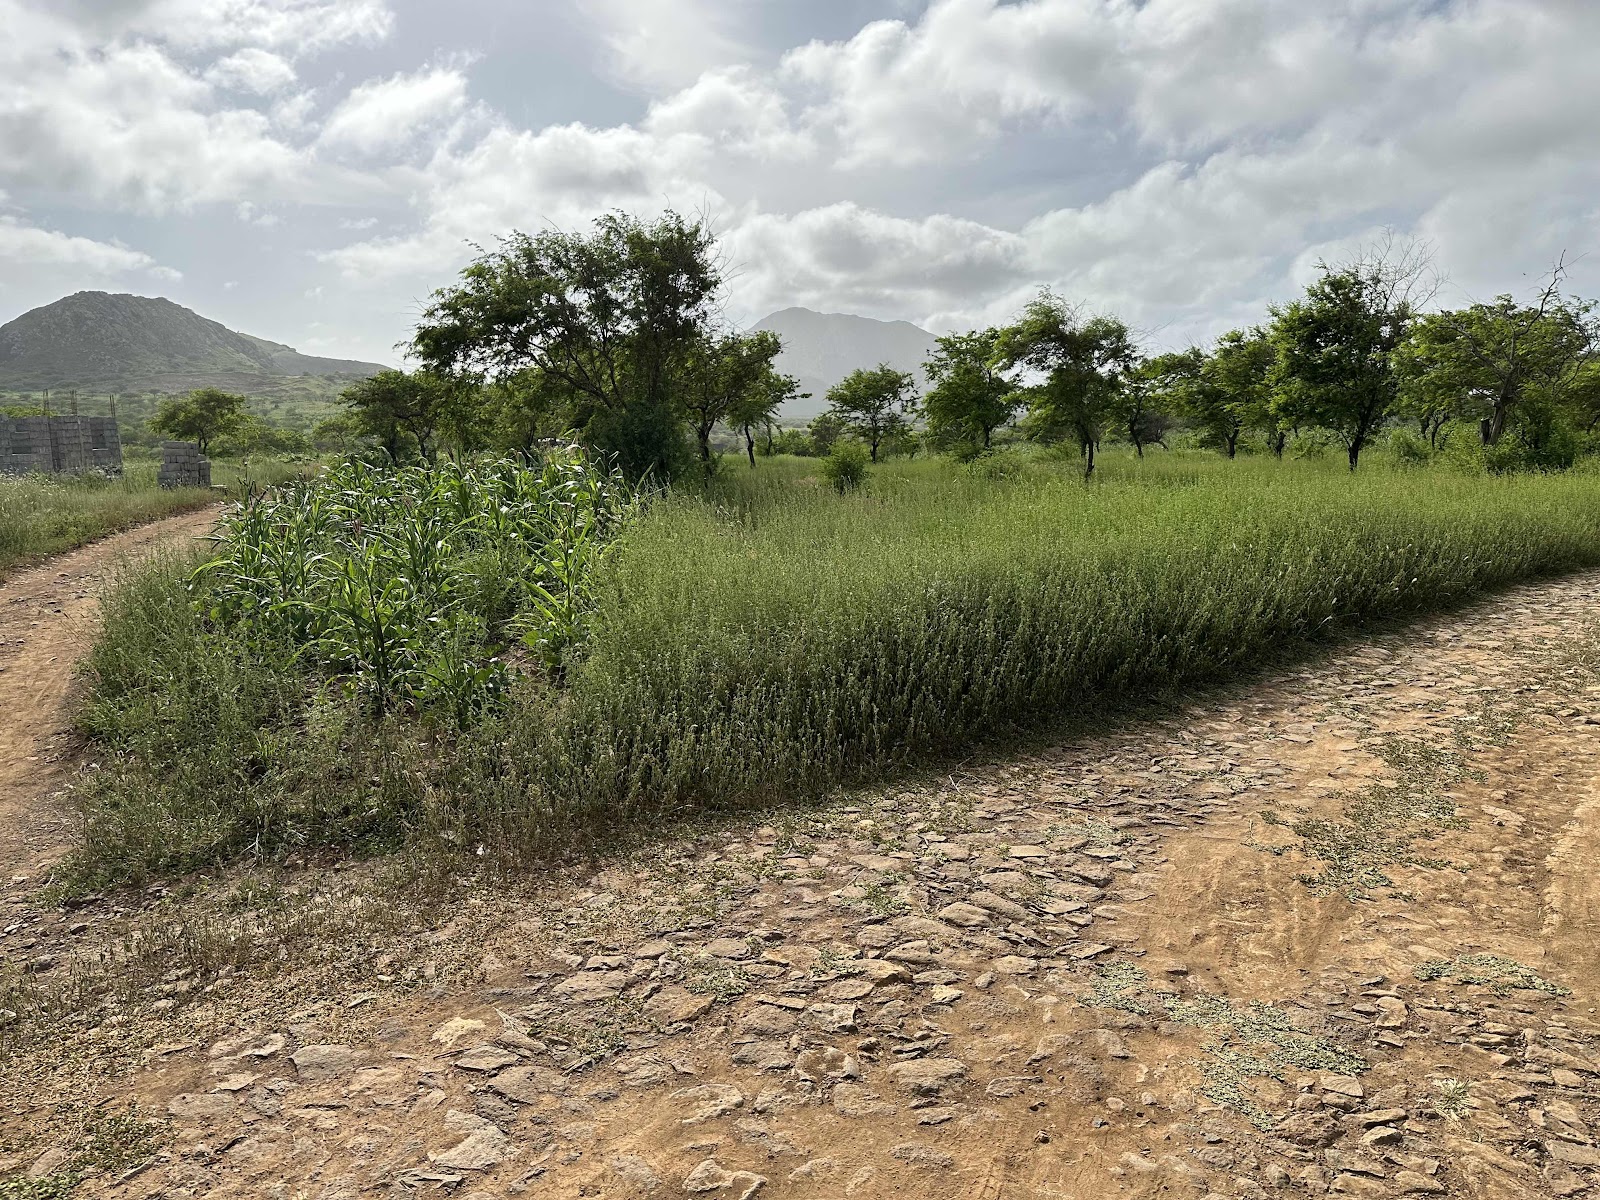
xmin=3 ymin=566 xmax=1600 ymax=1199
xmin=0 ymin=508 xmax=218 ymax=890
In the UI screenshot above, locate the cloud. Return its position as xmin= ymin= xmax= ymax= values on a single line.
xmin=319 ymin=66 xmax=471 ymax=154
xmin=205 ymin=48 xmax=296 ymax=93
xmin=0 ymin=213 xmax=160 ymax=272
xmin=577 ymin=0 xmax=751 ymax=91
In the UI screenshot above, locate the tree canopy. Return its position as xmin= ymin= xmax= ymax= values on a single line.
xmin=826 ymin=364 xmax=917 ymax=462
xmin=149 ymin=387 xmax=247 ymax=456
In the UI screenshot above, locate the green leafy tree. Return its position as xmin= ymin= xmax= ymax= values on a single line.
xmin=149 ymin=387 xmax=247 ymax=455
xmin=680 ymin=330 xmax=784 ymax=470
xmin=410 ymin=210 xmax=720 ymax=480
xmin=1269 ymin=241 xmax=1432 ymax=470
xmin=807 ymin=411 xmax=845 ymax=455
xmin=730 ymin=369 xmax=805 ymax=467
xmin=1401 ymin=267 xmax=1595 ymax=447
xmin=341 ymin=369 xmax=458 ymax=463
xmin=826 ymin=365 xmax=917 ymax=462
xmin=1205 ymin=328 xmax=1279 ymax=456
xmin=995 ymin=292 xmax=1136 ymax=477
xmin=921 ymin=329 xmax=1018 ymax=452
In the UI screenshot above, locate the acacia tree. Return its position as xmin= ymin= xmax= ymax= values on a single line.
xmin=1403 ymin=264 xmax=1595 ymax=447
xmin=1270 ymin=240 xmax=1433 ymax=470
xmin=341 ymin=369 xmax=458 ymax=462
xmin=680 ymin=330 xmax=784 ymax=470
xmin=729 ymin=368 xmax=805 ymax=467
xmin=826 ymin=364 xmax=917 ymax=462
xmin=995 ymin=292 xmax=1136 ymax=477
xmin=150 ymin=387 xmax=246 ymax=455
xmin=410 ymin=210 xmax=720 ymax=480
xmin=1208 ymin=328 xmax=1278 ymax=455
xmin=921 ymin=328 xmax=1018 ymax=452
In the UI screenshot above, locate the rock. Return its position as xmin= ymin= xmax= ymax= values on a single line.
xmin=886 ymin=1058 xmax=967 ymax=1096
xmin=802 ymin=1003 xmax=859 ymax=1033
xmin=891 ymin=1143 xmax=955 ymax=1169
xmin=1361 ymin=1126 xmax=1402 ymax=1147
xmin=970 ymin=891 xmax=1029 ymax=921
xmin=1357 ymin=1107 xmax=1408 ymax=1126
xmin=430 ymin=1018 xmax=488 ymax=1048
xmin=1325 ymin=1150 xmax=1386 ymax=1177
xmin=1008 ymin=845 xmax=1049 ymax=860
xmin=26 ymin=1149 xmax=71 ymax=1180
xmin=861 ymin=960 xmax=912 ymax=987
xmin=1320 ymin=1074 xmax=1365 ymax=1099
xmin=1275 ymin=1111 xmax=1340 ymax=1149
xmin=673 ymin=1083 xmax=746 ymax=1124
xmin=1083 ymin=1029 xmax=1133 ymax=1060
xmin=290 ymin=1044 xmax=362 ymax=1081
xmin=1546 ymin=1141 xmax=1600 ymax=1168
xmin=431 ymin=1112 xmax=510 ymax=1172
xmin=1067 ymin=943 xmax=1113 ymax=960
xmin=1069 ymin=862 xmax=1114 ymax=886
xmin=455 ymin=1044 xmax=519 ymax=1072
xmin=609 ymin=1154 xmax=662 ymax=1189
xmin=209 ymin=1032 xmax=286 ymax=1060
xmin=683 ymin=1158 xmax=767 ymax=1198
xmin=794 ymin=1047 xmax=857 ymax=1083
xmin=1375 ymin=996 xmax=1409 ymax=1029
xmin=705 ymin=938 xmax=753 ymax=960
xmin=489 ymin=1064 xmax=570 ymax=1104
xmin=645 ymin=985 xmax=716 ymax=1025
xmin=738 ymin=1003 xmax=800 ymax=1036
xmin=936 ymin=902 xmax=992 ymax=928
xmin=991 ymin=956 xmax=1039 ymax=976
xmin=1393 ymin=1170 xmax=1448 ymax=1195
xmin=928 ymin=986 xmax=965 ymax=1005
xmin=830 ymin=1082 xmax=896 ymax=1117
xmin=552 ymin=970 xmax=629 ymax=1003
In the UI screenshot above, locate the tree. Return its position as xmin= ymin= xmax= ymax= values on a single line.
xmin=680 ymin=331 xmax=784 ymax=470
xmin=1269 ymin=240 xmax=1433 ymax=470
xmin=1197 ymin=328 xmax=1279 ymax=457
xmin=730 ymin=368 xmax=805 ymax=468
xmin=410 ymin=210 xmax=720 ymax=480
xmin=995 ymin=292 xmax=1136 ymax=477
xmin=1402 ymin=264 xmax=1595 ymax=447
xmin=1110 ymin=360 xmax=1171 ymax=457
xmin=807 ymin=411 xmax=845 ymax=455
xmin=921 ymin=329 xmax=1019 ymax=452
xmin=341 ymin=369 xmax=458 ymax=463
xmin=149 ymin=387 xmax=247 ymax=455
xmin=826 ymin=365 xmax=917 ymax=462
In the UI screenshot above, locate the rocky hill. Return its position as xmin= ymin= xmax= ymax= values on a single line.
xmin=0 ymin=292 xmax=388 ymax=396
xmin=754 ymin=307 xmax=939 ymax=420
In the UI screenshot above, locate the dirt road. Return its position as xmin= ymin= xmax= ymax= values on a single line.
xmin=1 ymin=552 xmax=1599 ymax=1199
xmin=0 ymin=508 xmax=217 ymax=891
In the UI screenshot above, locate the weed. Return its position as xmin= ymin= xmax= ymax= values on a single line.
xmin=1413 ymin=953 xmax=1570 ymax=996
xmin=1081 ymin=960 xmax=1151 ymax=1014
xmin=1431 ymin=1077 xmax=1474 ymax=1120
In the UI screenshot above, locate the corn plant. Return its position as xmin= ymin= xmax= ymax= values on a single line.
xmin=191 ymin=447 xmax=636 ymax=722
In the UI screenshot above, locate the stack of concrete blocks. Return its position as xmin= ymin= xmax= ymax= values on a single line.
xmin=0 ymin=415 xmax=125 ymax=476
xmin=158 ymin=440 xmax=211 ymax=488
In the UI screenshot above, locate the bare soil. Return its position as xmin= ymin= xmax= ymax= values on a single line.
xmin=2 ymin=530 xmax=1599 ymax=1200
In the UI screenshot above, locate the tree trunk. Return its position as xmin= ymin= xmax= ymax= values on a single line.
xmin=869 ymin=435 xmax=880 ymax=462
xmin=696 ymin=424 xmax=713 ymax=464
xmin=1272 ymin=430 xmax=1286 ymax=458
xmin=743 ymin=424 xmax=756 ymax=468
xmin=1484 ymin=401 xmax=1509 ymax=446
xmin=1225 ymin=429 xmax=1239 ymax=458
xmin=1347 ymin=436 xmax=1363 ymax=471
xmin=1084 ymin=438 xmax=1096 ymax=478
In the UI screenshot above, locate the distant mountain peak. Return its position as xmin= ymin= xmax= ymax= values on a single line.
xmin=753 ymin=307 xmax=938 ymax=420
xmin=0 ymin=291 xmax=389 ymax=394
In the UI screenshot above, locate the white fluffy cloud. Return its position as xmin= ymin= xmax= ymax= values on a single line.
xmin=0 ymin=214 xmax=159 ymax=272
xmin=319 ymin=67 xmax=471 ymax=154
xmin=5 ymin=0 xmax=1600 ymax=361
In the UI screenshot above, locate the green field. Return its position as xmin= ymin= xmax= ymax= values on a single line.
xmin=62 ymin=447 xmax=1600 ymax=886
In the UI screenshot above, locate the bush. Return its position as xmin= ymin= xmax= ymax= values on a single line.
xmin=1388 ymin=428 xmax=1432 ymax=467
xmin=822 ymin=441 xmax=870 ymax=493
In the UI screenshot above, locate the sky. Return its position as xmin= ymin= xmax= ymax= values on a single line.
xmin=1 ymin=0 xmax=1597 ymax=367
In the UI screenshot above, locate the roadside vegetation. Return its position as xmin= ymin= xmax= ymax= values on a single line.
xmin=0 ymin=465 xmax=212 ymax=579
xmin=51 ymin=211 xmax=1600 ymax=887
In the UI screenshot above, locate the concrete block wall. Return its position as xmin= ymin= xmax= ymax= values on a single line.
xmin=158 ymin=440 xmax=211 ymax=488
xmin=0 ymin=415 xmax=125 ymax=476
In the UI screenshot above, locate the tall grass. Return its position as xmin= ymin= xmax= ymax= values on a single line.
xmin=0 ymin=466 xmax=211 ymax=578
xmin=65 ymin=451 xmax=1600 ymax=884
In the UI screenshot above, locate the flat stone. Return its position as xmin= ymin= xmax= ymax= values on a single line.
xmin=431 ymin=1116 xmax=510 ymax=1172
xmin=552 ymin=971 xmax=629 ymax=1003
xmin=891 ymin=1143 xmax=955 ymax=1169
xmin=704 ymin=938 xmax=753 ymax=960
xmin=167 ymin=1092 xmax=235 ymax=1121
xmin=831 ymin=1082 xmax=896 ymax=1117
xmin=1321 ymin=1075 xmax=1365 ymax=1099
xmin=609 ymin=1154 xmax=662 ymax=1189
xmin=1393 ymin=1170 xmax=1448 ymax=1195
xmin=936 ymin=902 xmax=992 ymax=928
xmin=290 ymin=1044 xmax=363 ymax=1081
xmin=644 ymin=985 xmax=715 ymax=1025
xmin=489 ymin=1064 xmax=571 ymax=1104
xmin=1546 ymin=1141 xmax=1600 ymax=1168
xmin=886 ymin=1058 xmax=967 ymax=1096
xmin=991 ymin=955 xmax=1038 ymax=975
xmin=684 ymin=1158 xmax=767 ymax=1198
xmin=802 ymin=1003 xmax=858 ymax=1033
xmin=1067 ymin=943 xmax=1113 ymax=960
xmin=455 ymin=1044 xmax=519 ymax=1072
xmin=209 ymin=1032 xmax=286 ymax=1060
xmin=673 ymin=1083 xmax=746 ymax=1124
xmin=1008 ymin=846 xmax=1049 ymax=860
xmin=928 ymin=986 xmax=965 ymax=1005
xmin=795 ymin=1047 xmax=857 ymax=1083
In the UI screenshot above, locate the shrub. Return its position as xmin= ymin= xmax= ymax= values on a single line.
xmin=822 ymin=441 xmax=870 ymax=493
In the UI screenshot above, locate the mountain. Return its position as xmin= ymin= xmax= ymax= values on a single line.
xmin=754 ymin=307 xmax=939 ymax=421
xmin=0 ymin=291 xmax=389 ymax=395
